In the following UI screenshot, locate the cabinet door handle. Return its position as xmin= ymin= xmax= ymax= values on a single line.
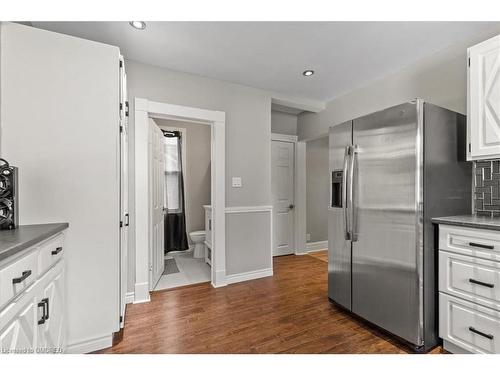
xmin=37 ymin=300 xmax=46 ymax=325
xmin=12 ymin=270 xmax=32 ymax=284
xmin=469 ymin=278 xmax=494 ymax=288
xmin=42 ymin=298 xmax=49 ymax=320
xmin=469 ymin=326 xmax=494 ymax=340
xmin=469 ymin=242 xmax=494 ymax=250
xmin=51 ymin=247 xmax=63 ymax=255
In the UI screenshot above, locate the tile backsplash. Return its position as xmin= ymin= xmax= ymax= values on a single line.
xmin=474 ymin=160 xmax=500 ymax=217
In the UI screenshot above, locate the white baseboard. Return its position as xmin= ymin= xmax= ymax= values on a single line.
xmin=65 ymin=334 xmax=112 ymax=354
xmin=306 ymin=240 xmax=328 ymax=253
xmin=226 ymin=268 xmax=273 ymax=285
xmin=133 ymin=281 xmax=150 ymax=304
xmin=212 ymin=269 xmax=227 ymax=288
xmin=125 ymin=292 xmax=135 ymax=304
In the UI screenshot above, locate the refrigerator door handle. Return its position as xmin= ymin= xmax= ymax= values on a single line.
xmin=342 ymin=146 xmax=351 ymax=240
xmin=350 ymin=145 xmax=358 ymax=242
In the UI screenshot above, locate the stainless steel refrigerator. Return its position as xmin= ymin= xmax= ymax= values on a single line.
xmin=328 ymin=99 xmax=472 ymax=351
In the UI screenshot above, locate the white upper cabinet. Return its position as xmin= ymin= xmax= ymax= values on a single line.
xmin=468 ymin=34 xmax=500 ymax=161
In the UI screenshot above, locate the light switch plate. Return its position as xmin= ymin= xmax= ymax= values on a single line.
xmin=232 ymin=177 xmax=242 ymax=188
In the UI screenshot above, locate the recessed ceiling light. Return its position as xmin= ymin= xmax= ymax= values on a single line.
xmin=129 ymin=21 xmax=146 ymax=30
xmin=302 ymin=69 xmax=314 ymax=77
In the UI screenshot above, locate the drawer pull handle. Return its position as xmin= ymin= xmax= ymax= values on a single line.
xmin=469 ymin=278 xmax=494 ymax=288
xmin=51 ymin=247 xmax=63 ymax=255
xmin=469 ymin=326 xmax=494 ymax=340
xmin=469 ymin=242 xmax=494 ymax=250
xmin=12 ymin=270 xmax=32 ymax=284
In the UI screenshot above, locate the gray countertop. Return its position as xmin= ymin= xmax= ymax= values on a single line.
xmin=0 ymin=223 xmax=69 ymax=262
xmin=432 ymin=215 xmax=500 ymax=231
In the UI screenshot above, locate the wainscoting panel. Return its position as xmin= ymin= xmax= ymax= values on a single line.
xmin=225 ymin=206 xmax=273 ymax=281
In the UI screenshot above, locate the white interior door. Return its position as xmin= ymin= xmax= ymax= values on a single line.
xmin=119 ymin=57 xmax=128 ymax=324
xmin=272 ymin=140 xmax=295 ymax=256
xmin=149 ymin=118 xmax=165 ymax=290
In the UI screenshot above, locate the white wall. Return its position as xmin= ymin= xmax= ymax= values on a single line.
xmin=297 ymin=27 xmax=500 ymax=140
xmin=271 ymin=110 xmax=297 ymax=135
xmin=126 ymin=60 xmax=273 ymax=290
xmin=306 ymin=136 xmax=329 ymax=243
xmin=0 ymin=23 xmax=120 ymax=350
xmin=155 ymin=119 xmax=211 ymax=238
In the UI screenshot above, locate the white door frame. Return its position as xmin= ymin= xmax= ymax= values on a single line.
xmin=270 ymin=133 xmax=307 ymax=256
xmin=134 ymin=98 xmax=226 ymax=303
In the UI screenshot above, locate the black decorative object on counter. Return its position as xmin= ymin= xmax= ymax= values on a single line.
xmin=0 ymin=158 xmax=18 ymax=230
xmin=474 ymin=160 xmax=500 ymax=217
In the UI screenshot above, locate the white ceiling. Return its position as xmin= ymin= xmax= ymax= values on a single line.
xmin=31 ymin=21 xmax=500 ymax=102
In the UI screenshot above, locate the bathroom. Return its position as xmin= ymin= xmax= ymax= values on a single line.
xmin=153 ymin=118 xmax=212 ymax=291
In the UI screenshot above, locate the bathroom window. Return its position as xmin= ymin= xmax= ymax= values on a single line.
xmin=164 ymin=133 xmax=184 ymax=214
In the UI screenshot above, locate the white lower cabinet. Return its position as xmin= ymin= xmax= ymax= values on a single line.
xmin=438 ymin=224 xmax=500 ymax=353
xmin=0 ymin=288 xmax=37 ymax=353
xmin=0 ymin=233 xmax=66 ymax=354
xmin=37 ymin=262 xmax=65 ymax=353
xmin=440 ymin=293 xmax=500 ymax=354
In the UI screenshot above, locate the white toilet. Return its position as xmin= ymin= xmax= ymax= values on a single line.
xmin=189 ymin=230 xmax=206 ymax=259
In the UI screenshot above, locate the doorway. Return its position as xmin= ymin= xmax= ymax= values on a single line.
xmin=151 ymin=119 xmax=212 ymax=291
xmin=134 ymin=99 xmax=226 ymax=304
xmin=271 ymin=133 xmax=297 ymax=256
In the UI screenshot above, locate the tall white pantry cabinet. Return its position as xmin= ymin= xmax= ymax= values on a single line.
xmin=467 ymin=34 xmax=500 ymax=161
xmin=0 ymin=23 xmax=129 ymax=353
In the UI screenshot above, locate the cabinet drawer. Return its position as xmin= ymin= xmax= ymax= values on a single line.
xmin=38 ymin=234 xmax=64 ymax=276
xmin=0 ymin=252 xmax=38 ymax=308
xmin=439 ymin=251 xmax=500 ymax=310
xmin=439 ymin=225 xmax=500 ymax=261
xmin=439 ymin=293 xmax=500 ymax=354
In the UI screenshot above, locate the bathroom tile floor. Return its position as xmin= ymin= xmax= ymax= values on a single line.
xmin=154 ymin=250 xmax=211 ymax=291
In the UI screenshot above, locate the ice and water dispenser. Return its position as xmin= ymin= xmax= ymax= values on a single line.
xmin=331 ymin=170 xmax=343 ymax=208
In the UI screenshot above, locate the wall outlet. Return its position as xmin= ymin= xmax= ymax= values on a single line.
xmin=232 ymin=177 xmax=242 ymax=188
xmin=306 ymin=233 xmax=311 ymax=242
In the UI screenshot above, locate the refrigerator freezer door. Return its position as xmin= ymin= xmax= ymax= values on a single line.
xmin=351 ymin=102 xmax=423 ymax=346
xmin=328 ymin=121 xmax=353 ymax=310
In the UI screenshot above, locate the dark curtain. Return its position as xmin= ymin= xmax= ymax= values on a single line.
xmin=163 ymin=130 xmax=189 ymax=252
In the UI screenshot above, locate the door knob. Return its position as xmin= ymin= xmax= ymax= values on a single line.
xmin=288 ymin=204 xmax=295 ymax=210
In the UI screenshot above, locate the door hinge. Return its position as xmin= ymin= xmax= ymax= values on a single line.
xmin=125 ymin=101 xmax=129 ymax=117
xmin=120 ymin=315 xmax=123 ymax=323
xmin=120 ymin=102 xmax=123 ymax=110
xmin=119 ymin=60 xmax=123 ymax=68
xmin=149 ymin=264 xmax=153 ymax=271
xmin=120 ymin=125 xmax=123 ymax=133
xmin=120 ymin=221 xmax=123 ymax=228
xmin=469 ymin=143 xmax=471 ymax=153
xmin=468 ymin=57 xmax=470 ymax=67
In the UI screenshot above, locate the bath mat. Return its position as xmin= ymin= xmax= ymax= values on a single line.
xmin=163 ymin=258 xmax=180 ymax=275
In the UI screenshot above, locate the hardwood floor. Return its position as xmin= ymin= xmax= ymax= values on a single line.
xmin=98 ymin=254 xmax=445 ymax=354
xmin=308 ymin=250 xmax=328 ymax=263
